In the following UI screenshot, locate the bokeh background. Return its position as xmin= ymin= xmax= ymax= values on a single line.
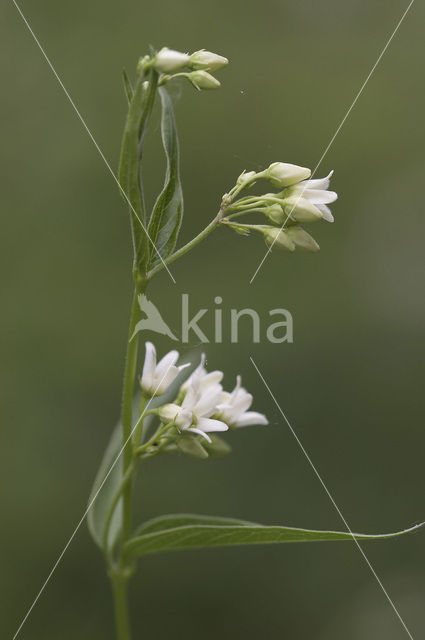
xmin=1 ymin=0 xmax=424 ymax=638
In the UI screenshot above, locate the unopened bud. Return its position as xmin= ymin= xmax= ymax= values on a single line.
xmin=264 ymin=162 xmax=311 ymax=188
xmin=282 ymin=196 xmax=323 ymax=222
xmin=224 ymin=221 xmax=251 ymax=236
xmin=260 ymin=226 xmax=296 ymax=251
xmin=262 ymin=204 xmax=285 ymax=225
xmin=176 ymin=436 xmax=209 ymax=459
xmin=285 ymin=226 xmax=320 ymax=252
xmin=188 ymin=70 xmax=221 ymax=90
xmin=136 ymin=55 xmax=152 ymax=74
xmin=153 ymin=47 xmax=190 ymax=73
xmin=236 ymin=170 xmax=257 ymax=187
xmin=202 ymin=434 xmax=232 ymax=457
xmin=190 ymin=50 xmax=229 ymax=71
xmin=157 ymin=403 xmax=193 ymax=429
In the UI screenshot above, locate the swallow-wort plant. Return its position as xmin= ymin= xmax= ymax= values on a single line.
xmin=87 ymin=47 xmax=422 ymax=640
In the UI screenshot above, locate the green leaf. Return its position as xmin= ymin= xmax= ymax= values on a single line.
xmin=147 ymin=87 xmax=183 ymax=269
xmin=123 ymin=514 xmax=424 ymax=559
xmin=87 ymin=422 xmax=123 ymax=551
xmin=134 ymin=514 xmax=257 ymax=536
xmin=122 ymin=68 xmax=134 ymax=105
xmin=118 ymin=74 xmax=158 ymax=273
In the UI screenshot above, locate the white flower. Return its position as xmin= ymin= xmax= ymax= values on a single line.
xmin=189 ymin=50 xmax=229 ymax=71
xmin=284 ymin=171 xmax=337 ymax=223
xmin=158 ymin=355 xmax=228 ymax=442
xmin=181 ymin=354 xmax=223 ymax=394
xmin=153 ymin=47 xmax=191 ymax=73
xmin=140 ymin=342 xmax=189 ymax=397
xmin=263 ymin=162 xmax=311 ymax=188
xmin=216 ymin=376 xmax=269 ymax=428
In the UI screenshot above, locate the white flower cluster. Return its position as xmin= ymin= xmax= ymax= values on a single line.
xmin=140 ymin=345 xmax=268 ymax=444
xmin=225 ymin=163 xmax=337 ymax=253
xmin=151 ymin=47 xmax=228 ymax=91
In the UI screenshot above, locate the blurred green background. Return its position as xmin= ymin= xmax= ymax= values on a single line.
xmin=1 ymin=0 xmax=424 ymax=638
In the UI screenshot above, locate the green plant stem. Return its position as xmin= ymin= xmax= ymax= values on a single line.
xmin=147 ymin=209 xmax=224 ymax=279
xmin=146 ymin=179 xmax=265 ymax=279
xmin=120 ymin=279 xmax=146 ymax=545
xmin=111 ymin=572 xmax=132 ymax=640
xmin=132 ymin=394 xmax=148 ymax=448
xmin=109 ymin=64 xmax=161 ymax=640
xmin=134 ymin=422 xmax=173 ymax=456
xmin=109 ymin=279 xmax=145 ymax=640
xmin=226 ymin=208 xmax=267 ymax=219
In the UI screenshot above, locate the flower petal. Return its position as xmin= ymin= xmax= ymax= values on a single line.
xmin=200 ymin=370 xmax=224 ymax=389
xmin=299 ymin=171 xmax=334 ymax=191
xmin=194 ymin=387 xmax=223 ymax=417
xmin=316 ymin=204 xmax=334 ymax=223
xmin=182 ymin=384 xmax=199 ymax=410
xmin=156 ymin=366 xmax=180 ymax=395
xmin=197 ymin=417 xmax=229 ymax=432
xmin=291 ymin=188 xmax=338 ymax=205
xmin=141 ymin=342 xmax=156 ymax=391
xmin=155 ymin=349 xmax=179 ymax=379
xmin=231 ymin=391 xmax=253 ymax=415
xmin=235 ymin=412 xmax=269 ymax=427
xmin=185 ymin=427 xmax=212 ymax=443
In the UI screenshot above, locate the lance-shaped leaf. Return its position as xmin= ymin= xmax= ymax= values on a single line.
xmin=147 ymin=88 xmax=183 ymax=269
xmin=118 ymin=73 xmax=158 ymax=273
xmin=87 ymin=422 xmax=123 ymax=551
xmin=123 ymin=513 xmax=424 ymax=559
xmin=134 ymin=514 xmax=257 ymax=537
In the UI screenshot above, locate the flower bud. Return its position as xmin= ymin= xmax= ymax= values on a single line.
xmin=260 ymin=226 xmax=296 ymax=251
xmin=264 ymin=162 xmax=311 ymax=188
xmin=157 ymin=403 xmax=193 ymax=429
xmin=136 ymin=55 xmax=152 ymax=74
xmin=236 ymin=170 xmax=257 ymax=187
xmin=262 ymin=204 xmax=285 ymax=225
xmin=153 ymin=47 xmax=190 ymax=73
xmin=190 ymin=50 xmax=229 ymax=71
xmin=285 ymin=226 xmax=320 ymax=252
xmin=176 ymin=436 xmax=209 ymax=459
xmin=188 ymin=70 xmax=221 ymax=90
xmin=282 ymin=196 xmax=323 ymax=222
xmin=225 ymin=221 xmax=251 ymax=236
xmin=202 ymin=434 xmax=232 ymax=457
